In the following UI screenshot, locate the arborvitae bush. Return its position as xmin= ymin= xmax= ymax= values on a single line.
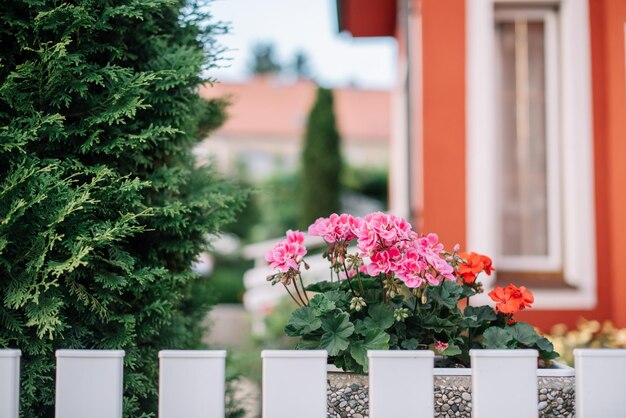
xmin=299 ymin=87 xmax=342 ymax=228
xmin=0 ymin=1 xmax=244 ymax=416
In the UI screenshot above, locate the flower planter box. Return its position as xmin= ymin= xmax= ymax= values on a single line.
xmin=327 ymin=363 xmax=575 ymax=418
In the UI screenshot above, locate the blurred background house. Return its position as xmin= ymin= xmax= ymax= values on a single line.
xmin=196 ymin=77 xmax=390 ymax=182
xmin=336 ymin=0 xmax=626 ymax=329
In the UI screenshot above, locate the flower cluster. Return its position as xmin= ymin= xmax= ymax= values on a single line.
xmin=308 ymin=213 xmax=359 ymax=244
xmin=457 ymin=252 xmax=494 ymax=284
xmin=265 ymin=230 xmax=307 ymax=284
xmin=266 ymin=212 xmax=555 ymax=372
xmin=488 ymin=284 xmax=534 ymax=314
xmin=309 ymin=212 xmax=455 ymax=289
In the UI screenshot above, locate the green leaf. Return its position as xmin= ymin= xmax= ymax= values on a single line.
xmin=401 ymin=338 xmax=419 ymax=350
xmin=284 ymin=307 xmax=322 ymax=336
xmin=535 ymin=335 xmax=559 ymax=361
xmin=350 ymin=329 xmax=390 ymax=371
xmin=308 ymin=294 xmax=336 ymax=316
xmin=296 ymin=338 xmax=321 ymax=350
xmin=508 ymin=322 xmax=539 ymax=346
xmin=428 ymin=280 xmax=464 ymax=309
xmin=441 ymin=343 xmax=462 ymax=356
xmin=305 ymin=280 xmax=340 ymax=293
xmin=482 ymin=327 xmax=514 ymax=349
xmin=323 ymin=290 xmax=350 ymax=307
xmin=359 ymin=277 xmax=381 ymax=289
xmin=353 ymin=319 xmax=370 ymax=336
xmin=335 ymin=353 xmax=363 ymax=374
xmin=363 ymin=303 xmax=395 ymax=330
xmin=536 ymin=336 xmax=555 ymax=353
xmin=421 ymin=315 xmax=456 ymax=333
xmin=389 ymin=334 xmax=399 ymax=348
xmin=464 ymin=305 xmax=498 ymax=326
xmin=320 ymin=312 xmax=355 ymax=355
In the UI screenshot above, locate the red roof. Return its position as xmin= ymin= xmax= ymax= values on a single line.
xmin=198 ymin=77 xmax=390 ymax=142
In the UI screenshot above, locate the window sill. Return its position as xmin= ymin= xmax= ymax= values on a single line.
xmin=495 ymin=270 xmax=578 ymax=290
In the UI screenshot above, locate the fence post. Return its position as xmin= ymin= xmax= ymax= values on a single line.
xmin=0 ymin=349 xmax=21 ymax=418
xmin=159 ymin=350 xmax=226 ymax=418
xmin=55 ymin=350 xmax=125 ymax=418
xmin=262 ymin=350 xmax=327 ymax=418
xmin=470 ymin=349 xmax=538 ymax=418
xmin=368 ymin=350 xmax=434 ymax=418
xmin=574 ymin=348 xmax=626 ymax=417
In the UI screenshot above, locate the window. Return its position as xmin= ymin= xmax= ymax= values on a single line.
xmin=467 ymin=0 xmax=596 ymax=308
xmin=494 ymin=8 xmax=562 ymax=277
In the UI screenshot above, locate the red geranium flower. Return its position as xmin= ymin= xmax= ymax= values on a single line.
xmin=488 ymin=284 xmax=534 ymax=314
xmin=457 ymin=252 xmax=494 ymax=283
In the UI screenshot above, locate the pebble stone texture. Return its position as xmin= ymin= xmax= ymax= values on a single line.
xmin=327 ymin=372 xmax=575 ymax=418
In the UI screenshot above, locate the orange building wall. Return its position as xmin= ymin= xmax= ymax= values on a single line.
xmin=418 ymin=0 xmax=626 ymax=329
xmin=519 ymin=0 xmax=626 ymax=329
xmin=602 ymin=0 xmax=626 ymax=327
xmin=341 ymin=0 xmax=626 ymax=328
xmin=419 ymin=0 xmax=466 ymax=250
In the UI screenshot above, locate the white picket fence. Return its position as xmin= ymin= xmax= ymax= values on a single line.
xmin=1 ymin=348 xmax=626 ymax=418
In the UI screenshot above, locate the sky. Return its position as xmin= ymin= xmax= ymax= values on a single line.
xmin=208 ymin=0 xmax=397 ymax=89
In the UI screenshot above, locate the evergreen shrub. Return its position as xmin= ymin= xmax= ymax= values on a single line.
xmin=0 ymin=1 xmax=244 ymax=416
xmin=299 ymin=87 xmax=341 ymax=229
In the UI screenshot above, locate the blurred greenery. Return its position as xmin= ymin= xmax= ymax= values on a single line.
xmin=206 ymin=255 xmax=252 ymax=304
xmin=343 ymin=166 xmax=389 ymax=206
xmin=251 ymin=172 xmax=300 ymax=241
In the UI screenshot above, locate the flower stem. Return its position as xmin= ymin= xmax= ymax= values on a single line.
xmin=292 ymin=278 xmax=308 ymax=306
xmin=381 ymin=274 xmax=387 ymax=304
xmin=466 ymin=296 xmax=472 ymax=350
xmin=282 ymin=282 xmax=302 ymax=307
xmin=346 ymin=276 xmax=358 ymax=297
xmin=343 ymin=260 xmax=364 ymax=295
xmin=298 ymin=273 xmax=310 ymax=304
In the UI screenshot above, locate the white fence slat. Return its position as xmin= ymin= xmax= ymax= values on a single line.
xmin=368 ymin=350 xmax=434 ymax=418
xmin=0 ymin=349 xmax=21 ymax=418
xmin=470 ymin=349 xmax=538 ymax=418
xmin=159 ymin=350 xmax=226 ymax=418
xmin=262 ymin=350 xmax=327 ymax=418
xmin=574 ymin=348 xmax=626 ymax=417
xmin=55 ymin=350 xmax=125 ymax=418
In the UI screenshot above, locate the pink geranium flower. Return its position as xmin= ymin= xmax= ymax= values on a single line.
xmin=366 ymin=247 xmax=402 ymax=276
xmin=356 ymin=212 xmax=414 ymax=256
xmin=308 ymin=213 xmax=358 ymax=243
xmin=265 ymin=230 xmax=307 ymax=274
xmin=394 ymin=234 xmax=456 ymax=287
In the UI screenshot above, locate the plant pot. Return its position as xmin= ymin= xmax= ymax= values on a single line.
xmin=326 ymin=363 xmax=575 ymax=418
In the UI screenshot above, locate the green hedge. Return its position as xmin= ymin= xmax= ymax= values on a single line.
xmin=0 ymin=1 xmax=244 ymax=416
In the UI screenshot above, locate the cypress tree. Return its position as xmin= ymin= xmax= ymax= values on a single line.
xmin=299 ymin=87 xmax=342 ymax=228
xmin=0 ymin=1 xmax=244 ymax=416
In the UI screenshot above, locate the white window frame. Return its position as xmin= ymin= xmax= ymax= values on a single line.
xmin=493 ymin=8 xmax=562 ymax=273
xmin=467 ymin=0 xmax=597 ymax=309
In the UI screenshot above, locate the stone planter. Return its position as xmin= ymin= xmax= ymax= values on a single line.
xmin=326 ymin=363 xmax=575 ymax=418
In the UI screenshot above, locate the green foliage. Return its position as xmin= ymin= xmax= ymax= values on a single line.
xmin=205 ymin=254 xmax=251 ymax=304
xmin=342 ymin=165 xmax=388 ymax=206
xmin=243 ymin=165 xmax=386 ymax=243
xmin=282 ymin=278 xmax=558 ymax=374
xmin=249 ymin=42 xmax=281 ymax=75
xmin=0 ymin=1 xmax=244 ymax=416
xmin=251 ymin=171 xmax=299 ymax=241
xmin=299 ymin=87 xmax=341 ymax=229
